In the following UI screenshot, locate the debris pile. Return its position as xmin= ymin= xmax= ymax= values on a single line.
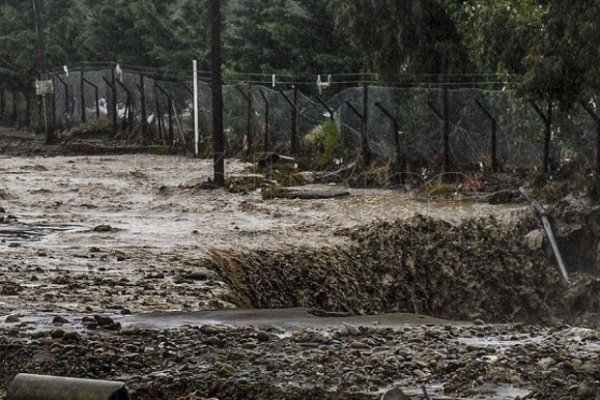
xmin=209 ymin=216 xmax=571 ymax=323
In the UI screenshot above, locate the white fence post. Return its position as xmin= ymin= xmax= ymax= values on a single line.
xmin=193 ymin=60 xmax=199 ymax=157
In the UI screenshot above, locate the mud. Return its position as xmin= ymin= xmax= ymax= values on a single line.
xmin=2 ymin=144 xmax=600 ymax=399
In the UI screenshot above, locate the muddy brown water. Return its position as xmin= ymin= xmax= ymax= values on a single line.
xmin=3 ymin=153 xmax=578 ymax=400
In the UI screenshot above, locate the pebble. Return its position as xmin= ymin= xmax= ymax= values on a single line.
xmin=5 ymin=315 xmax=20 ymax=323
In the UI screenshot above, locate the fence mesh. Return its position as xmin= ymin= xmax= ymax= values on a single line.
xmin=3 ymin=67 xmax=600 ymax=171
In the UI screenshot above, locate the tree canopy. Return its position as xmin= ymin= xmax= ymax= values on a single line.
xmin=1 ymin=0 xmax=600 ymax=110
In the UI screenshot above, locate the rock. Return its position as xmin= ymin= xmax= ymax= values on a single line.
xmin=381 ymin=387 xmax=409 ymax=400
xmin=488 ymin=190 xmax=518 ymax=205
xmin=256 ymin=331 xmax=271 ymax=342
xmin=50 ymin=329 xmax=65 ymax=339
xmin=214 ymin=361 xmax=235 ymax=375
xmin=342 ymin=322 xmax=360 ymax=336
xmin=577 ymin=381 xmax=596 ymax=399
xmin=349 ymin=339 xmax=370 ymax=349
xmin=0 ymin=282 xmax=23 ymax=296
xmin=93 ymin=225 xmax=115 ymax=232
xmin=5 ymin=315 xmax=20 ymax=323
xmin=94 ymin=315 xmax=114 ymax=327
xmin=119 ymin=326 xmax=141 ymax=336
xmin=525 ymin=229 xmax=545 ymax=250
xmin=203 ymin=336 xmax=223 ymax=347
xmin=52 ymin=316 xmax=70 ymax=325
xmin=62 ymin=331 xmax=81 ymax=342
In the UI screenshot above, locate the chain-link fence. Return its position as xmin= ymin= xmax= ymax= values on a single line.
xmin=3 ymin=66 xmax=600 ymax=171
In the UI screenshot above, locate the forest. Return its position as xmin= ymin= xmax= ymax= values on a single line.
xmin=0 ymin=0 xmax=599 ymax=110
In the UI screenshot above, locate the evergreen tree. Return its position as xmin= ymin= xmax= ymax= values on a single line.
xmin=225 ymin=0 xmax=298 ymax=74
xmin=0 ymin=2 xmax=35 ymax=89
xmin=332 ymin=0 xmax=474 ymax=80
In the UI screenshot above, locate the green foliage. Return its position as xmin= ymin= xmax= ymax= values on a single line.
xmin=80 ymin=116 xmax=112 ymax=137
xmin=261 ymin=182 xmax=284 ymax=200
xmin=333 ymin=0 xmax=474 ymax=78
xmin=448 ymin=0 xmax=545 ymax=76
xmin=304 ymin=120 xmax=343 ymax=167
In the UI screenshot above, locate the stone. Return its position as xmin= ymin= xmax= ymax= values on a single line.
xmin=381 ymin=387 xmax=409 ymax=400
xmin=488 ymin=190 xmax=518 ymax=205
xmin=50 ymin=329 xmax=65 ymax=339
xmin=5 ymin=315 xmax=20 ymax=323
xmin=577 ymin=381 xmax=596 ymax=399
xmin=52 ymin=316 xmax=70 ymax=325
xmin=203 ymin=336 xmax=223 ymax=347
xmin=62 ymin=331 xmax=81 ymax=342
xmin=525 ymin=229 xmax=545 ymax=251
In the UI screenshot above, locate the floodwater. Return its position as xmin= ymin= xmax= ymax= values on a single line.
xmin=0 ymin=155 xmax=527 ymax=319
xmin=0 ymin=154 xmax=595 ymax=400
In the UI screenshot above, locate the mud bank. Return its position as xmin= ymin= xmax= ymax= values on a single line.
xmin=209 ymin=216 xmax=600 ymax=327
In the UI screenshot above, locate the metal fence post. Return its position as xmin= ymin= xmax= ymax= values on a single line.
xmin=102 ymin=77 xmax=117 ymax=135
xmin=315 ymin=94 xmax=334 ymax=122
xmin=363 ymin=83 xmax=371 ymax=166
xmin=154 ymin=85 xmax=164 ymax=142
xmin=155 ymin=84 xmax=174 ymax=144
xmin=530 ymin=98 xmax=553 ymax=175
xmin=12 ymin=90 xmax=18 ymax=126
xmin=111 ymin=68 xmax=118 ymax=136
xmin=259 ymin=89 xmax=270 ymax=152
xmin=53 ymin=73 xmax=70 ymax=118
xmin=83 ymin=78 xmax=100 ymax=120
xmin=475 ymin=98 xmax=499 ymax=171
xmin=375 ymin=102 xmax=403 ymax=183
xmin=345 ymin=99 xmax=369 ymax=166
xmin=80 ymin=65 xmax=86 ymax=123
xmin=115 ymin=79 xmax=132 ymax=133
xmin=138 ymin=74 xmax=147 ymax=140
xmin=277 ymin=87 xmax=298 ymax=153
xmin=0 ymin=88 xmax=4 ymax=124
xmin=580 ymin=101 xmax=600 ymax=174
xmin=235 ymin=85 xmax=254 ymax=156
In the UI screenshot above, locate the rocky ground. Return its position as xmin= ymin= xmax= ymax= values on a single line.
xmin=2 ymin=128 xmax=600 ymax=399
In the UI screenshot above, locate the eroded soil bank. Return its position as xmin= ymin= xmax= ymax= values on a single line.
xmin=1 ymin=151 xmax=600 ymax=399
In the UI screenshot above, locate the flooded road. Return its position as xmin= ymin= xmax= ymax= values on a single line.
xmin=2 ymin=154 xmax=596 ymax=400
xmin=0 ymin=155 xmax=526 ymax=318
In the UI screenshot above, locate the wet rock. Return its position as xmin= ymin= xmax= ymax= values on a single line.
xmin=92 ymin=315 xmax=121 ymax=331
xmin=119 ymin=326 xmax=141 ymax=336
xmin=5 ymin=315 xmax=20 ymax=323
xmin=577 ymin=381 xmax=596 ymax=399
xmin=203 ymin=336 xmax=223 ymax=347
xmin=525 ymin=229 xmax=545 ymax=250
xmin=0 ymin=281 xmax=23 ymax=296
xmin=50 ymin=329 xmax=65 ymax=339
xmin=488 ymin=190 xmax=519 ymax=205
xmin=381 ymin=387 xmax=409 ymax=400
xmin=255 ymin=331 xmax=271 ymax=343
xmin=62 ymin=331 xmax=81 ymax=342
xmin=93 ymin=225 xmax=119 ymax=233
xmin=52 ymin=316 xmax=70 ymax=325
